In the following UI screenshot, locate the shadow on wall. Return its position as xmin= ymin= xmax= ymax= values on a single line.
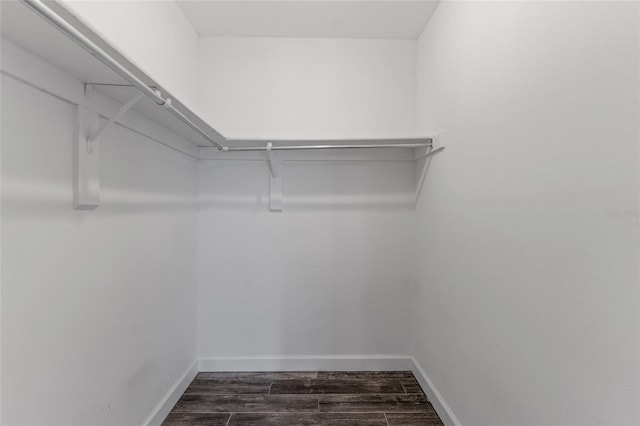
xmin=198 ymin=160 xmax=421 ymax=211
xmin=1 ymin=179 xmax=198 ymax=218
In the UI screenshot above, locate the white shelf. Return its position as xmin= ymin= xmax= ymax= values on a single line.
xmin=0 ymin=0 xmax=443 ymax=211
xmin=1 ymin=0 xmax=221 ymax=147
xmin=0 ymin=0 xmax=433 ymax=153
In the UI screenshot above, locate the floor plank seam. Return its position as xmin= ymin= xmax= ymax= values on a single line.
xmin=164 ymin=372 xmax=443 ymax=425
xmin=173 ymin=410 xmax=324 ymax=413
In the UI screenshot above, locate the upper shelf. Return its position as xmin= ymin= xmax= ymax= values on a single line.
xmin=0 ymin=0 xmax=434 ymax=153
xmin=1 ymin=0 xmax=223 ymax=148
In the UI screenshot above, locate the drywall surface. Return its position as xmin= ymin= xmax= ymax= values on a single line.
xmin=197 ymin=159 xmax=417 ymax=358
xmin=1 ymin=67 xmax=198 ymax=425
xmin=61 ymin=0 xmax=200 ymax=110
xmin=413 ymin=2 xmax=639 ymax=425
xmin=198 ymin=37 xmax=417 ymax=138
xmin=196 ymin=36 xmax=421 ymax=359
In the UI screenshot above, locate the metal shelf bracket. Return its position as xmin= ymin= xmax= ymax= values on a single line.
xmin=74 ymin=105 xmax=100 ymax=210
xmin=74 ymin=88 xmax=142 ymax=210
xmin=414 ymin=132 xmax=445 ymax=207
xmin=266 ymin=142 xmax=283 ymax=212
xmin=86 ymin=87 xmax=143 ymax=151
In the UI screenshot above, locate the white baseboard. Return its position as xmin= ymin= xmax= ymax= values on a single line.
xmin=409 ymin=356 xmax=461 ymax=426
xmin=142 ymin=360 xmax=198 ymax=426
xmin=144 ymin=356 xmax=459 ymax=426
xmin=198 ymin=355 xmax=414 ymax=372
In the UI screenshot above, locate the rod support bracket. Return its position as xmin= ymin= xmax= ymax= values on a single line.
xmin=265 ymin=141 xmax=283 ymax=212
xmin=414 ymin=132 xmax=446 ymax=207
xmin=74 ymin=106 xmax=101 ymax=210
xmin=88 ymin=91 xmax=144 ymax=146
xmin=74 ymin=88 xmax=144 ymax=210
xmin=266 ymin=141 xmax=278 ymax=178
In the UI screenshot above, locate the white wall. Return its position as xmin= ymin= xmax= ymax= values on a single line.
xmin=413 ymin=2 xmax=639 ymax=425
xmin=198 ymin=37 xmax=417 ymax=138
xmin=195 ymin=36 xmax=420 ymax=360
xmin=197 ymin=159 xmax=417 ymax=359
xmin=1 ymin=57 xmax=198 ymax=425
xmin=62 ymin=0 xmax=200 ymax=110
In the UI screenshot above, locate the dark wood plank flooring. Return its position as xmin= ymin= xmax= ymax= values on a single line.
xmin=163 ymin=371 xmax=443 ymax=425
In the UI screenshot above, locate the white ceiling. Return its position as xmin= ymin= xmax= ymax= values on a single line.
xmin=176 ymin=1 xmax=440 ymax=40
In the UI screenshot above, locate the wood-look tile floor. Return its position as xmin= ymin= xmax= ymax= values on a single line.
xmin=163 ymin=371 xmax=444 ymax=425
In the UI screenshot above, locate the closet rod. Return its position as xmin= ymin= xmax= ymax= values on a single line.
xmin=225 ymin=142 xmax=431 ymax=152
xmin=21 ymin=0 xmax=225 ymax=150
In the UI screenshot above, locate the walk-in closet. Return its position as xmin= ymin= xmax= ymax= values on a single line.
xmin=1 ymin=1 xmax=638 ymax=425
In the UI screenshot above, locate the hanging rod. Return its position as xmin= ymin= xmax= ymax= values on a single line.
xmin=21 ymin=0 xmax=225 ymax=151
xmin=224 ymin=142 xmax=432 ymax=152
